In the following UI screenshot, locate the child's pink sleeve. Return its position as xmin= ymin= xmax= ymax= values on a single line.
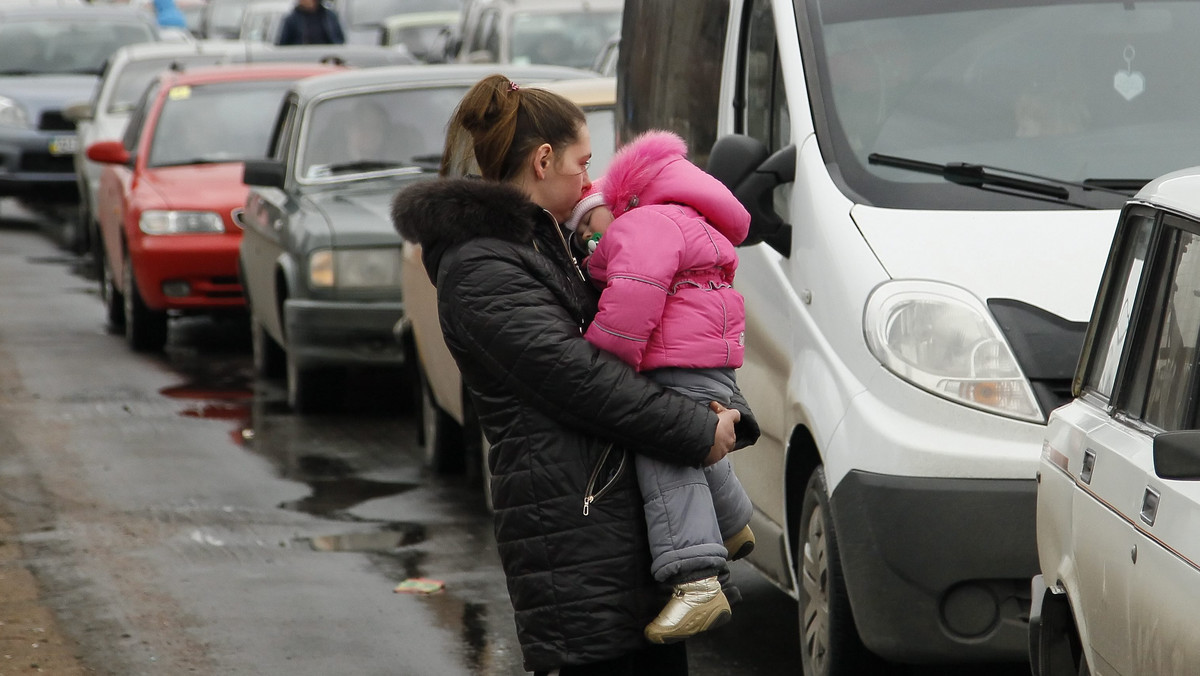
xmin=583 ymin=211 xmax=684 ymax=369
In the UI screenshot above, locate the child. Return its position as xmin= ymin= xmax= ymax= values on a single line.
xmin=563 ymin=130 xmax=756 ymax=644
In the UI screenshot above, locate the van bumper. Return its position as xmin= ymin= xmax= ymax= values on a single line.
xmin=829 ymin=470 xmax=1038 ymax=664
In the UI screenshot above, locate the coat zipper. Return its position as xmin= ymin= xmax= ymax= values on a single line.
xmin=582 ymin=443 xmax=626 ymax=516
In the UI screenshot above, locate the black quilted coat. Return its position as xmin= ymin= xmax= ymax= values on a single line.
xmin=391 ymin=178 xmax=758 ymax=671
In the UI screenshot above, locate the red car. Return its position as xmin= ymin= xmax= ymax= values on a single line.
xmin=87 ymin=62 xmax=340 ymax=351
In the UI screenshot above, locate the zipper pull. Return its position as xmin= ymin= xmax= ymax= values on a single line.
xmin=583 ymin=495 xmax=593 ymax=516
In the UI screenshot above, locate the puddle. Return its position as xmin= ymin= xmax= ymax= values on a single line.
xmin=279 ymin=477 xmax=419 ymax=518
xmin=304 ymin=522 xmax=426 ymax=552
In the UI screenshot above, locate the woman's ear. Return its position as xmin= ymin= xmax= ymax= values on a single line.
xmin=532 ymin=143 xmax=553 ymax=180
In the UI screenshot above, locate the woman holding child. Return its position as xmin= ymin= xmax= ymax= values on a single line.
xmin=390 ymin=75 xmax=757 ymax=676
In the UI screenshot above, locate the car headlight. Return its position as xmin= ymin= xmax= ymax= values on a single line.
xmin=308 ymin=248 xmax=402 ymax=289
xmin=863 ymin=280 xmax=1043 ymax=423
xmin=139 ymin=210 xmax=225 ymax=235
xmin=0 ymin=96 xmax=29 ymax=128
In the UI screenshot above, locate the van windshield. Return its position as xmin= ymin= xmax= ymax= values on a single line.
xmin=804 ymin=0 xmax=1200 ymax=209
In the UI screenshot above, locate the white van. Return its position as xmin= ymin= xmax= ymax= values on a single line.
xmin=618 ymin=0 xmax=1200 ymax=672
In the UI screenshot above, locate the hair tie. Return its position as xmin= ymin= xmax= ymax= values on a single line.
xmin=510 ymin=82 xmax=520 ymax=91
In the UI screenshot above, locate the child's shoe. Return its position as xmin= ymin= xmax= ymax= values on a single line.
xmin=724 ymin=525 xmax=755 ymax=561
xmin=644 ymin=575 xmax=732 ymax=644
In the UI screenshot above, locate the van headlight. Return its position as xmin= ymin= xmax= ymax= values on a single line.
xmin=863 ymin=280 xmax=1043 ymax=423
xmin=308 ymin=248 xmax=402 ymax=289
xmin=139 ymin=210 xmax=224 ymax=234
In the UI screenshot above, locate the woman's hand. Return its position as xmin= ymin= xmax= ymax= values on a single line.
xmin=704 ymin=401 xmax=742 ymax=466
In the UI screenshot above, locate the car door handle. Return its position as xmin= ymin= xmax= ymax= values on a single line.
xmin=1140 ymin=486 xmax=1160 ymax=526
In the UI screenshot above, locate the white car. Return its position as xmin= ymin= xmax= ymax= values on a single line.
xmin=1032 ymin=168 xmax=1200 ymax=676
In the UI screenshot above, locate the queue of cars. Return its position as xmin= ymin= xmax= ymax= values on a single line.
xmin=89 ymin=62 xmax=340 ymax=351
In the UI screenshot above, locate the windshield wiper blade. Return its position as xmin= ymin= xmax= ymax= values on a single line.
xmin=1081 ymin=178 xmax=1149 ymax=193
xmin=869 ymin=153 xmax=1074 ymax=201
xmin=326 ymin=160 xmax=403 ymax=173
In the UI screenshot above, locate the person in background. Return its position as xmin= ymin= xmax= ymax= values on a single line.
xmin=276 ymin=0 xmax=345 ymax=46
xmin=152 ymin=0 xmax=187 ymax=29
xmin=390 ymin=75 xmax=759 ymax=676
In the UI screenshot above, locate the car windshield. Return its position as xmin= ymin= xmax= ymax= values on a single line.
xmin=300 ymin=85 xmax=469 ymax=180
xmin=345 ymin=0 xmax=457 ymax=27
xmin=208 ymin=0 xmax=252 ymax=33
xmin=109 ymin=55 xmax=230 ymax=114
xmin=0 ymin=20 xmax=156 ymax=76
xmin=802 ymin=0 xmax=1200 ymax=210
xmin=148 ymin=79 xmax=293 ymax=167
xmin=509 ymin=10 xmax=621 ymax=69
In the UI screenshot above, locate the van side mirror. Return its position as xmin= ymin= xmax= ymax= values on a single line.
xmin=708 ymin=134 xmax=795 ymax=256
xmin=243 ymin=159 xmax=286 ymax=189
xmin=1153 ymin=430 xmax=1200 ymax=480
xmin=63 ymin=101 xmax=93 ymax=123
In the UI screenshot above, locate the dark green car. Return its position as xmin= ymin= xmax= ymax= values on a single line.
xmin=237 ymin=63 xmax=594 ymax=412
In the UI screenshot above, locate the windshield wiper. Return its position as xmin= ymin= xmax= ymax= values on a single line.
xmin=326 ymin=160 xmax=404 ymax=173
xmin=868 ymin=153 xmax=1135 ymax=208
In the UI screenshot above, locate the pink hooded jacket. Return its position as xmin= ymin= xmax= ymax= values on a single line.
xmin=584 ymin=130 xmax=750 ymax=371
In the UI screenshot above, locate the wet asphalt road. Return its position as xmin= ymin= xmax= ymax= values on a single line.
xmin=0 ymin=204 xmax=1026 ymax=675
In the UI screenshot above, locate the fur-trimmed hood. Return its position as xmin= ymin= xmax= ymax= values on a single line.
xmin=391 ymin=177 xmax=547 ymax=282
xmin=601 ymin=130 xmax=749 ymax=246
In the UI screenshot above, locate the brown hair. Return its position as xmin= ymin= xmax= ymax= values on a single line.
xmin=441 ymin=74 xmax=585 ymax=182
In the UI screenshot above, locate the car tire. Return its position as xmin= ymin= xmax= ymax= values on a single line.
xmin=251 ymin=317 xmax=285 ymax=379
xmin=419 ymin=364 xmax=464 ymax=474
xmin=798 ymin=466 xmax=884 ymax=676
xmin=286 ymin=352 xmax=343 ymax=414
xmin=123 ymin=256 xmax=167 ymax=352
xmin=99 ymin=246 xmax=124 ymax=331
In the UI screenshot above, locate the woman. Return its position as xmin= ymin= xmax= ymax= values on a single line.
xmin=390 ymin=75 xmax=758 ymax=675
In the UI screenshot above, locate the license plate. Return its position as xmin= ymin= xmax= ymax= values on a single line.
xmin=49 ymin=136 xmax=78 ymax=156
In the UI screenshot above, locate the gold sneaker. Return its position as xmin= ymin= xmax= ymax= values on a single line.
xmin=644 ymin=575 xmax=732 ymax=644
xmin=724 ymin=525 xmax=755 ymax=561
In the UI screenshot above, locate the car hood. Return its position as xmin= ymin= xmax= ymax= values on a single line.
xmin=303 ymin=181 xmax=422 ymax=248
xmin=142 ymin=164 xmax=249 ymax=214
xmin=0 ymin=75 xmax=98 ymax=114
xmin=851 ymin=205 xmax=1118 ymax=322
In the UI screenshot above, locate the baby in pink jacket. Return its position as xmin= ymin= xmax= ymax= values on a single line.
xmin=564 ymin=130 xmax=756 ymax=644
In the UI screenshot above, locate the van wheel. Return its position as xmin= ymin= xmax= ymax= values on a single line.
xmin=798 ymin=466 xmax=882 ymax=676
xmin=419 ymin=365 xmax=463 ymax=473
xmin=123 ymin=257 xmax=167 ymax=352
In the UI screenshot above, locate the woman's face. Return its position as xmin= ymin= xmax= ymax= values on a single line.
xmin=537 ymin=123 xmax=593 ymax=224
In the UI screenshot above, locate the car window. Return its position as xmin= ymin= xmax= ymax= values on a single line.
xmin=109 ymin=56 xmax=229 ymax=114
xmin=123 ymin=80 xmax=160 ymax=153
xmin=269 ymin=97 xmax=299 ymax=162
xmin=0 ymin=19 xmax=156 ymax=76
xmin=743 ymin=0 xmax=789 ymax=156
xmin=148 ymin=79 xmax=294 ymax=167
xmin=509 ymin=10 xmax=622 ymax=69
xmin=1082 ymin=210 xmax=1156 ymax=398
xmin=299 ymin=86 xmax=469 ymax=180
xmin=1137 ymin=225 xmax=1200 ymax=430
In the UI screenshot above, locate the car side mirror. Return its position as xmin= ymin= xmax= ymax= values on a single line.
xmin=63 ymin=101 xmax=93 ymax=123
xmin=86 ymin=140 xmax=130 ymax=165
xmin=243 ymin=159 xmax=286 ymax=189
xmin=1153 ymin=430 xmax=1200 ymax=480
xmin=707 ymin=134 xmax=795 ymax=256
